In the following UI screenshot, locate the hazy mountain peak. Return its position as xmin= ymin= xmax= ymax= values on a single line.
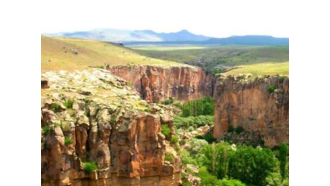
xmin=44 ymin=29 xmax=211 ymax=42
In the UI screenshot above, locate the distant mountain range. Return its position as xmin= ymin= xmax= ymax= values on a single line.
xmin=44 ymin=29 xmax=289 ymax=46
xmin=45 ymin=29 xmax=211 ymax=42
xmin=205 ymin=35 xmax=289 ymax=46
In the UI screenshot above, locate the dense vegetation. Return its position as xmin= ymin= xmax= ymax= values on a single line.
xmin=182 ymin=141 xmax=289 ymax=186
xmin=173 ymin=97 xmax=215 ymax=138
xmin=175 ymin=96 xmax=214 ymax=117
xmin=171 ymin=96 xmax=289 ymax=186
xmin=174 ymin=115 xmax=214 ymax=131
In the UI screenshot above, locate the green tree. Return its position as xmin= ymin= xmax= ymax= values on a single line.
xmin=266 ymin=172 xmax=289 ymax=186
xmin=198 ymin=166 xmax=222 ymax=186
xmin=228 ymin=146 xmax=276 ymax=186
xmin=279 ymin=143 xmax=289 ymax=179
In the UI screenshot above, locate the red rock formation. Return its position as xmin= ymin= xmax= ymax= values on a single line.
xmin=41 ymin=105 xmax=181 ymax=186
xmin=41 ymin=70 xmax=181 ymax=186
xmin=213 ymin=75 xmax=289 ymax=147
xmin=108 ymin=65 xmax=213 ymax=102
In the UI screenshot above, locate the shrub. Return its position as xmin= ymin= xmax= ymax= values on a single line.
xmin=203 ymin=132 xmax=216 ymax=143
xmin=161 ymin=125 xmax=171 ymax=138
xmin=228 ymin=125 xmax=235 ymax=133
xmin=54 ymin=122 xmax=62 ymax=127
xmin=144 ymin=108 xmax=151 ymax=113
xmin=83 ymin=162 xmax=97 ymax=173
xmin=235 ymin=126 xmax=244 ymax=134
xmin=266 ymin=172 xmax=289 ymax=186
xmin=63 ymin=100 xmax=74 ymax=109
xmin=181 ymin=150 xmax=197 ymax=165
xmin=65 ymin=137 xmax=73 ymax=145
xmin=188 ymin=126 xmax=194 ymax=132
xmin=189 ymin=139 xmax=209 ymax=157
xmin=42 ymin=126 xmax=50 ymax=135
xmin=165 ymin=153 xmax=174 ymax=163
xmin=161 ymin=97 xmax=174 ymax=105
xmin=181 ymin=172 xmax=187 ymax=180
xmin=268 ymin=85 xmax=277 ymax=93
xmin=171 ymin=135 xmax=179 ymax=144
xmin=279 ymin=76 xmax=285 ymax=83
xmin=196 ymin=132 xmax=216 ymax=144
xmin=182 ymin=182 xmax=192 ymax=186
xmin=174 ymin=144 xmax=180 ymax=153
xmin=110 ymin=118 xmax=116 ymax=126
xmin=174 ymin=115 xmax=214 ymax=130
xmin=219 ymin=179 xmax=246 ymax=186
xmin=179 ymin=139 xmax=186 ymax=146
xmin=198 ymin=167 xmax=222 ymax=186
xmin=51 ymin=103 xmax=61 ymax=113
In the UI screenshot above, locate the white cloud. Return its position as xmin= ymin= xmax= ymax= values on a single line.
xmin=40 ymin=0 xmax=290 ymax=38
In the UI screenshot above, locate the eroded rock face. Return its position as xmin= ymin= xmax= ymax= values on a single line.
xmin=108 ymin=65 xmax=214 ymax=102
xmin=41 ymin=69 xmax=181 ymax=186
xmin=213 ymin=75 xmax=289 ymax=147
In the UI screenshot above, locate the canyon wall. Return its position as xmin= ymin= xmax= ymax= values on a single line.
xmin=213 ymin=75 xmax=289 ymax=147
xmin=108 ymin=65 xmax=289 ymax=147
xmin=108 ymin=65 xmax=214 ymax=102
xmin=41 ymin=70 xmax=181 ymax=186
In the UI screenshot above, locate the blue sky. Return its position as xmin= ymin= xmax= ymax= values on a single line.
xmin=40 ymin=0 xmax=290 ymax=38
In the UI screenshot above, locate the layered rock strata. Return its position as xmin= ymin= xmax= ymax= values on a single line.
xmin=213 ymin=75 xmax=289 ymax=147
xmin=108 ymin=65 xmax=214 ymax=102
xmin=41 ymin=69 xmax=181 ymax=186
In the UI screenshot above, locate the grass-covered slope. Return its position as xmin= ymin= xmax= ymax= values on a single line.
xmin=41 ymin=36 xmax=185 ymax=72
xmin=225 ymin=62 xmax=289 ymax=77
xmin=134 ymin=46 xmax=289 ymax=74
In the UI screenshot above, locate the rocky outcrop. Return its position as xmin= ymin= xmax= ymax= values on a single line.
xmin=181 ymin=164 xmax=201 ymax=186
xmin=41 ymin=69 xmax=181 ymax=186
xmin=213 ymin=75 xmax=289 ymax=147
xmin=108 ymin=65 xmax=214 ymax=102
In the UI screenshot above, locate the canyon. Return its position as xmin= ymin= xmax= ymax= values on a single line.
xmin=41 ymin=65 xmax=289 ymax=186
xmin=108 ymin=65 xmax=289 ymax=147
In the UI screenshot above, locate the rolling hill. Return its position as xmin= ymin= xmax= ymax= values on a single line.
xmin=135 ymin=46 xmax=289 ymax=74
xmin=41 ymin=36 xmax=185 ymax=72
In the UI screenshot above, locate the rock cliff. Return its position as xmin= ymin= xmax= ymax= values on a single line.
xmin=213 ymin=75 xmax=289 ymax=147
xmin=41 ymin=69 xmax=181 ymax=186
xmin=108 ymin=65 xmax=214 ymax=102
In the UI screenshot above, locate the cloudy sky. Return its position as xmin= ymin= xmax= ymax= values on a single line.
xmin=41 ymin=0 xmax=290 ymax=38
